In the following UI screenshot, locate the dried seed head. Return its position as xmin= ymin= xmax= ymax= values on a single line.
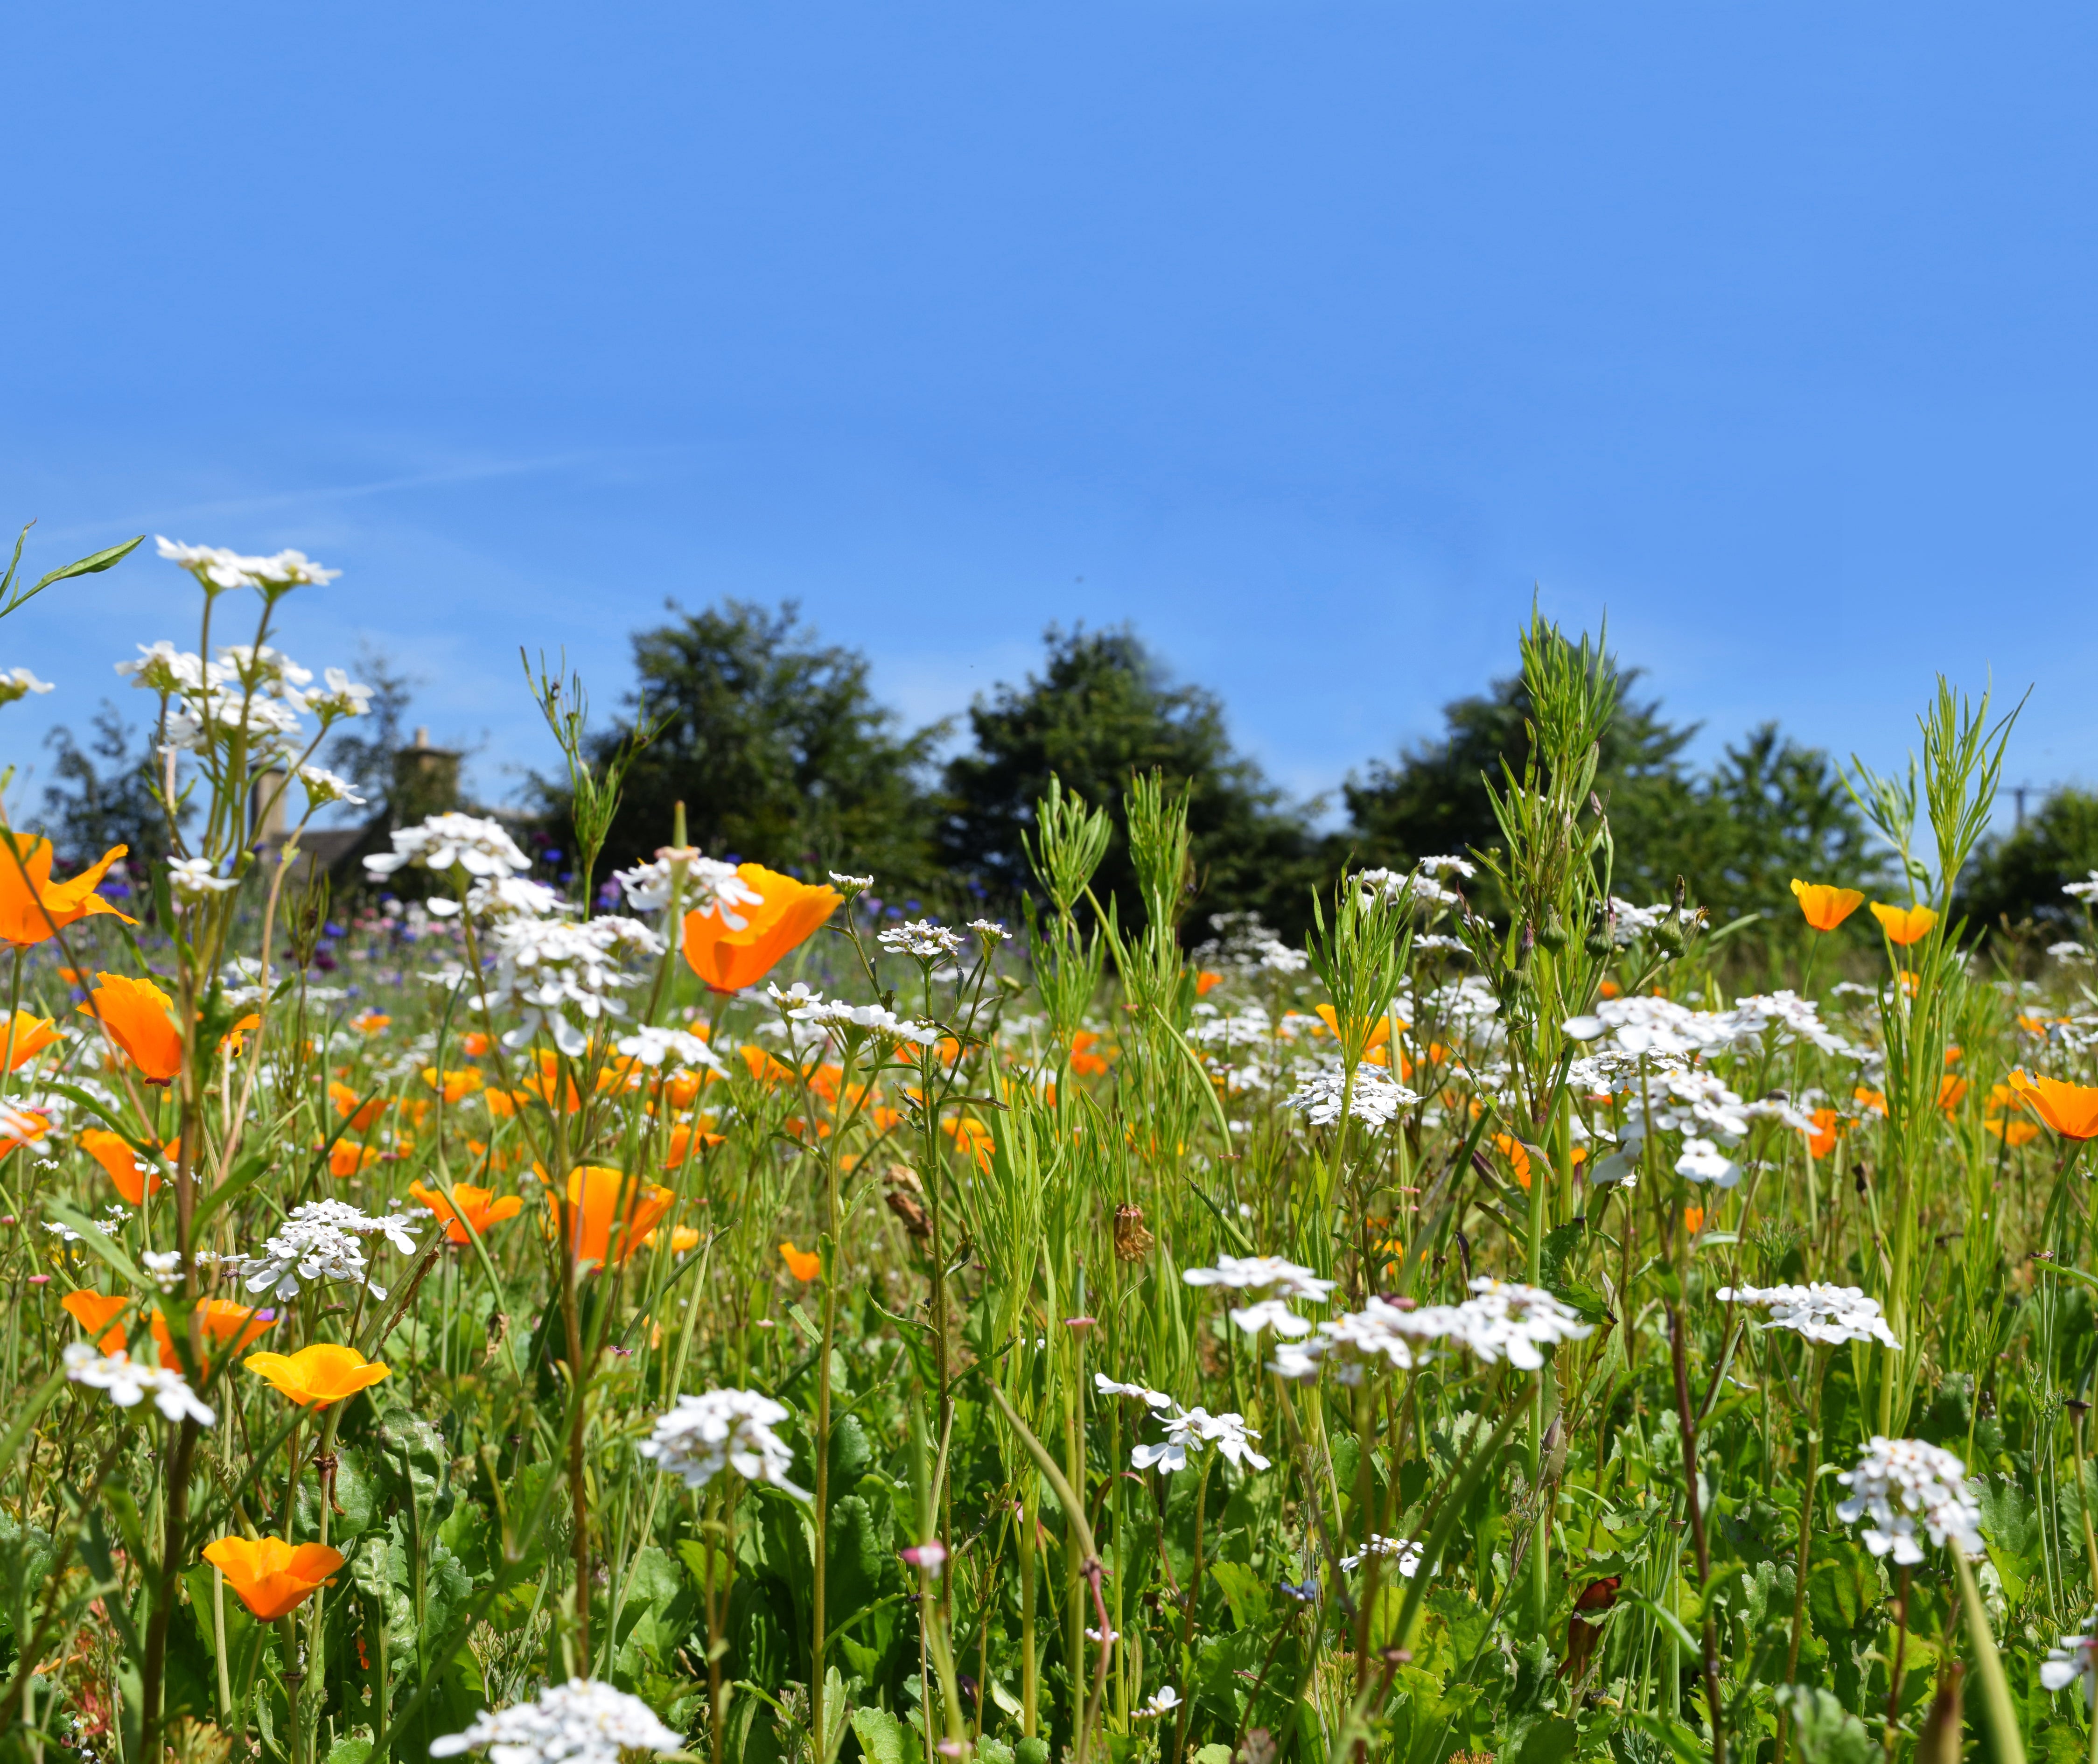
xmin=1113 ymin=1203 xmax=1154 ymax=1262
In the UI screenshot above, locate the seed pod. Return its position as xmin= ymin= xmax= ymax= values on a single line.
xmin=1113 ymin=1202 xmax=1154 ymax=1262
xmin=1537 ymin=915 xmax=1570 ymax=953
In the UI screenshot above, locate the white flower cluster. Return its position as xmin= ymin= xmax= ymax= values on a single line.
xmin=785 ymin=993 xmax=940 ymax=1048
xmin=365 ymin=813 xmax=531 ymax=881
xmin=0 ymin=668 xmax=53 ymax=706
xmin=119 ymin=636 xmax=371 ymax=756
xmin=1270 ymin=1278 xmax=1593 ymax=1383
xmin=490 ymin=915 xmax=662 ymax=1057
xmin=637 ymin=1388 xmax=807 ymax=1499
xmin=879 ymin=919 xmax=968 ymax=960
xmin=1835 ymin=1436 xmax=1984 ymax=1564
xmin=1565 ymin=991 xmax=1851 ymax=1063
xmin=1284 ymin=1065 xmax=1420 ymax=1130
xmin=168 ymin=856 xmax=240 ymax=899
xmin=1183 ymin=1255 xmax=1336 ymax=1337
xmin=2065 ymin=872 xmax=2098 ymax=903
xmin=1360 ymin=864 xmax=1466 ymax=910
xmin=615 ymin=850 xmax=761 ymax=922
xmin=232 ymin=1199 xmax=419 ymax=1302
xmin=1601 ymin=898 xmax=1672 ymax=945
xmin=63 ymin=1342 xmax=216 ymax=1426
xmin=156 ymin=537 xmax=340 ymax=592
xmin=2042 ymin=1629 xmax=2098 ymax=1702
xmin=1092 ymin=1373 xmax=1270 ymax=1473
xmin=1193 ymin=911 xmax=1306 ymax=977
xmin=1339 ymin=1533 xmax=1424 ymax=1576
xmin=1716 ymin=1282 xmax=1901 ymax=1348
xmin=296 ymin=764 xmax=365 ymax=809
xmin=429 ymin=1679 xmax=684 ymax=1764
xmin=613 ymin=1025 xmax=724 ymax=1071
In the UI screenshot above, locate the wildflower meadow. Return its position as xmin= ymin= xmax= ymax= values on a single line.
xmin=7 ymin=532 xmax=2098 ymax=1764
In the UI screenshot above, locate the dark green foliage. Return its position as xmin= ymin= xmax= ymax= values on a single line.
xmin=937 ymin=626 xmax=1320 ymax=937
xmin=324 ymin=647 xmax=417 ymax=816
xmin=41 ymin=703 xmax=176 ymax=876
xmin=587 ymin=600 xmax=948 ymax=884
xmin=1958 ymin=787 xmax=2098 ymax=940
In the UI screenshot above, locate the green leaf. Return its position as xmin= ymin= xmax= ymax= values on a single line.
xmin=1512 ymin=1715 xmax=1578 ymax=1764
xmin=1779 ymin=1684 xmax=1877 ymax=1764
xmin=850 ymin=1706 xmax=915 ymax=1764
xmin=192 ymin=1150 xmax=276 ymax=1232
xmin=29 ymin=535 xmax=144 ymax=594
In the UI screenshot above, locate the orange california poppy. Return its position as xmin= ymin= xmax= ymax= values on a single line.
xmin=460 ymin=1032 xmax=490 ymax=1057
xmin=740 ymin=1045 xmax=797 ymax=1087
xmin=943 ymin=1114 xmax=995 ymax=1172
xmin=0 ymin=1108 xmax=49 ymax=1162
xmin=1804 ymin=1108 xmax=1841 ymax=1160
xmin=1986 ymin=1117 xmax=2042 ymax=1147
xmin=77 ymin=973 xmax=183 ymax=1083
xmin=547 ymin=1165 xmax=675 ymax=1268
xmin=682 ymin=865 xmax=840 ymax=993
xmin=780 ymin=1240 xmax=822 ymax=1281
xmin=1314 ymin=1004 xmax=1395 ymax=1054
xmin=327 ymin=1081 xmax=388 ymax=1132
xmin=1069 ymin=1031 xmax=1112 ymax=1078
xmin=0 ymin=1011 xmax=60 ymax=1071
xmin=1790 ymin=880 xmax=1865 ymax=933
xmin=408 ymin=1180 xmax=524 ymax=1244
xmin=1683 ymin=1206 xmax=1705 ymax=1237
xmin=665 ymin=1121 xmax=723 ymax=1167
xmin=350 ymin=1009 xmax=390 ymax=1035
xmin=1854 ymin=1086 xmax=1888 ymax=1116
xmin=79 ymin=1127 xmax=168 ymax=1204
xmin=243 ymin=1343 xmax=391 ymax=1408
xmin=1937 ymin=1075 xmax=1969 ymax=1113
xmin=2008 ymin=1071 xmax=2098 ymax=1140
xmin=645 ymin=1224 xmax=703 ymax=1254
xmin=1869 ymin=902 xmax=1939 ymax=947
xmin=1194 ymin=970 xmax=1224 ymax=996
xmin=326 ymin=1141 xmax=378 ymax=1178
xmin=1493 ymin=1132 xmax=1533 ymax=1190
xmin=201 ymin=1537 xmax=346 ymax=1621
xmin=421 ymin=1067 xmax=483 ymax=1103
xmin=61 ymin=1290 xmax=129 ymax=1353
xmin=0 ymin=839 xmax=133 ymax=947
xmin=153 ymin=1299 xmax=274 ymax=1370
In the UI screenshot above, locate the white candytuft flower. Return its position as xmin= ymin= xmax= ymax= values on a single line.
xmin=1227 ymin=1298 xmax=1315 ymax=1337
xmin=490 ymin=915 xmax=662 ymax=1057
xmin=1270 ymin=1279 xmax=1592 ymax=1383
xmin=63 ymin=1342 xmax=216 ymax=1426
xmin=1285 ymin=1066 xmax=1418 ymax=1130
xmin=1339 ymin=1533 xmax=1424 ymax=1576
xmin=231 ymin=1199 xmax=418 ymax=1302
xmin=967 ymin=918 xmax=1010 ymax=941
xmin=168 ymin=857 xmax=239 ymax=899
xmin=364 ymin=813 xmax=531 ymax=880
xmin=613 ymin=1025 xmax=724 ymax=1071
xmin=156 ymin=538 xmax=340 ymax=592
xmin=1717 ymin=1283 xmax=1900 ymax=1348
xmin=2042 ymin=1628 xmax=2098 ymax=1703
xmin=1094 ymin=1373 xmax=1177 ymax=1410
xmin=878 ymin=919 xmax=967 ymax=960
xmin=0 ymin=668 xmax=54 ymax=706
xmin=296 ymin=765 xmax=366 ymax=809
xmin=779 ymin=987 xmax=941 ymax=1047
xmin=1130 ymin=1407 xmax=1269 ymax=1475
xmin=1183 ymin=1254 xmax=1338 ymax=1301
xmin=828 ymin=871 xmax=874 ymax=891
xmin=1135 ymin=1687 xmax=1182 ymax=1719
xmin=637 ymin=1388 xmax=808 ymax=1498
xmin=615 ymin=850 xmax=761 ymax=923
xmin=2065 ymin=872 xmax=2098 ymax=903
xmin=428 ymin=1678 xmax=683 ymax=1764
xmin=1835 ymin=1436 xmax=1983 ymax=1564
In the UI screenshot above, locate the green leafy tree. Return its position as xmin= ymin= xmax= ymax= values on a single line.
xmin=582 ymin=600 xmax=948 ymax=885
xmin=41 ymin=703 xmax=178 ymax=878
xmin=1958 ymin=786 xmax=2098 ymax=939
xmin=938 ymin=625 xmax=1319 ymax=935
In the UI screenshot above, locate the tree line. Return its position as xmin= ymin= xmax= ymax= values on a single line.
xmin=38 ymin=597 xmax=2098 ymax=955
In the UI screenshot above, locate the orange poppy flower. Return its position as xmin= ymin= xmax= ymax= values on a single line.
xmin=350 ymin=1009 xmax=390 ymax=1035
xmin=61 ymin=1290 xmax=129 ymax=1353
xmin=779 ymin=1240 xmax=822 ymax=1281
xmin=326 ymin=1141 xmax=380 ymax=1178
xmin=1493 ymin=1132 xmax=1533 ymax=1190
xmin=1790 ymin=880 xmax=1865 ymax=933
xmin=665 ymin=1121 xmax=723 ymax=1167
xmin=153 ymin=1299 xmax=274 ymax=1370
xmin=220 ymin=1013 xmax=262 ymax=1058
xmin=516 ymin=1055 xmax=582 ymax=1113
xmin=2008 ymin=1071 xmax=2098 ymax=1140
xmin=201 ymin=1537 xmax=345 ymax=1621
xmin=243 ymin=1343 xmax=391 ymax=1408
xmin=1869 ymin=903 xmax=1939 ymax=947
xmin=682 ymin=865 xmax=840 ymax=993
xmin=547 ymin=1165 xmax=675 ymax=1267
xmin=645 ymin=1224 xmax=702 ymax=1254
xmin=80 ymin=1127 xmax=168 ymax=1204
xmin=408 ymin=1180 xmax=524 ymax=1244
xmin=0 ymin=1103 xmax=47 ymax=1161
xmin=326 ymin=1081 xmax=388 ymax=1132
xmin=421 ymin=1067 xmax=483 ymax=1104
xmin=1194 ymin=970 xmax=1224 ymax=996
xmin=0 ymin=839 xmax=133 ymax=947
xmin=1804 ymin=1108 xmax=1841 ymax=1160
xmin=663 ymin=1068 xmax=711 ymax=1110
xmin=0 ymin=1011 xmax=60 ymax=1071
xmin=740 ymin=1045 xmax=797 ymax=1087
xmin=1069 ymin=1031 xmax=1112 ymax=1078
xmin=1854 ymin=1086 xmax=1888 ymax=1116
xmin=1985 ymin=1117 xmax=2042 ymax=1147
xmin=77 ymin=973 xmax=183 ymax=1083
xmin=1683 ymin=1206 xmax=1706 ymax=1237
xmin=460 ymin=1032 xmax=490 ymax=1057
xmin=1937 ymin=1075 xmax=1969 ymax=1113
xmin=1314 ymin=1005 xmax=1395 ymax=1054
xmin=943 ymin=1115 xmax=995 ymax=1172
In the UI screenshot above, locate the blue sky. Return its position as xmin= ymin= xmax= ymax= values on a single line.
xmin=4 ymin=4 xmax=2095 ymax=832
